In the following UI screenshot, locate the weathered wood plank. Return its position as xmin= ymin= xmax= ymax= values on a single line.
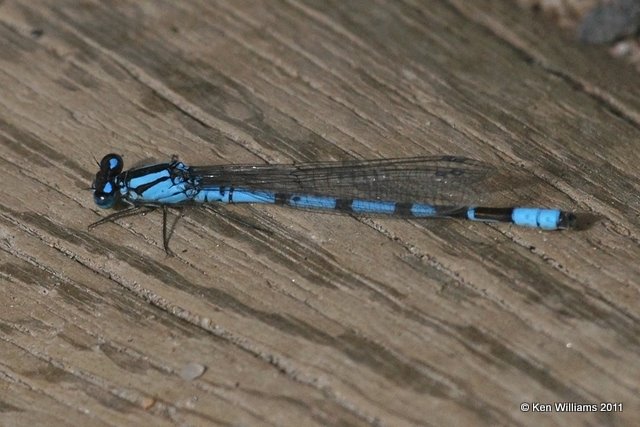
xmin=1 ymin=0 xmax=638 ymax=426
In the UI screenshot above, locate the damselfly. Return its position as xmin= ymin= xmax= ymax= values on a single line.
xmin=90 ymin=154 xmax=575 ymax=252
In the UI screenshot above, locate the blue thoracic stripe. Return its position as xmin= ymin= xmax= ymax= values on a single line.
xmin=128 ymin=170 xmax=171 ymax=191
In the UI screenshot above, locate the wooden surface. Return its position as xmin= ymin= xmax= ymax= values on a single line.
xmin=1 ymin=1 xmax=639 ymax=426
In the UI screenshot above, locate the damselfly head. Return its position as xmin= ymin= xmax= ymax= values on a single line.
xmin=92 ymin=154 xmax=124 ymax=209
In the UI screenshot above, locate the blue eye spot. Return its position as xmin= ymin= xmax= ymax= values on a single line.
xmin=100 ymin=153 xmax=123 ymax=174
xmin=109 ymin=157 xmax=119 ymax=170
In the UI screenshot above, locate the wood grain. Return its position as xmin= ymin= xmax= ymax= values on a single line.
xmin=1 ymin=1 xmax=639 ymax=426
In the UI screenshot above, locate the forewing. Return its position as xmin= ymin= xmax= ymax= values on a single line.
xmin=191 ymin=156 xmax=495 ymax=206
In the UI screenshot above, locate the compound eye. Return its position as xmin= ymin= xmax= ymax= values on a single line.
xmin=100 ymin=153 xmax=123 ymax=175
xmin=93 ymin=181 xmax=117 ymax=209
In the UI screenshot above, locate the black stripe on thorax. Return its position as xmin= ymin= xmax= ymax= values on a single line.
xmin=124 ymin=164 xmax=173 ymax=194
xmin=135 ymin=179 xmax=167 ymax=195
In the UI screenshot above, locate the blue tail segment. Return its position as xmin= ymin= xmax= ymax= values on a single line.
xmin=90 ymin=154 xmax=575 ymax=251
xmin=512 ymin=208 xmax=563 ymax=230
xmin=466 ymin=207 xmax=572 ymax=230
